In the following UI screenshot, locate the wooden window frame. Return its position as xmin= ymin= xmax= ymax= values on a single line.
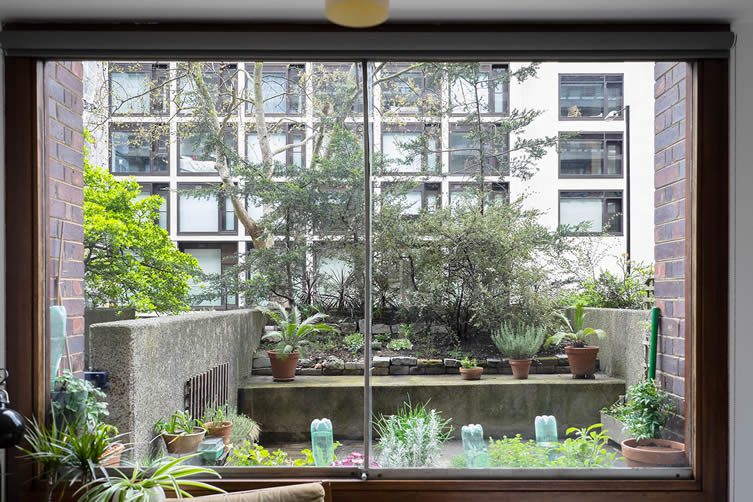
xmin=3 ymin=26 xmax=728 ymax=501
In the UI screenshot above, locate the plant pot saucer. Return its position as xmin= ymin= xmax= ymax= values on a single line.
xmin=620 ymin=438 xmax=687 ymax=467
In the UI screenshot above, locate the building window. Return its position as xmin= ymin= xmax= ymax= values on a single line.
xmin=449 ymin=126 xmax=508 ymax=174
xmin=137 ymin=183 xmax=169 ymax=230
xmin=176 ymin=63 xmax=238 ymax=113
xmin=559 ymin=132 xmax=624 ymax=177
xmin=559 ymin=74 xmax=624 ymax=119
xmin=246 ymin=128 xmax=305 ymax=175
xmin=177 ymin=126 xmax=236 ymax=175
xmin=384 ymin=182 xmax=441 ymax=216
xmin=246 ymin=63 xmax=304 ymax=115
xmin=109 ymin=63 xmax=168 ymax=115
xmin=380 ymin=64 xmax=439 ymax=114
xmin=181 ymin=243 xmax=238 ymax=308
xmin=177 ymin=184 xmax=236 ymax=234
xmin=110 ymin=125 xmax=168 ymax=174
xmin=559 ymin=191 xmax=623 ymax=235
xmin=449 ymin=182 xmax=509 ymax=210
xmin=381 ymin=125 xmax=439 ymax=174
xmin=450 ymin=63 xmax=509 ymax=115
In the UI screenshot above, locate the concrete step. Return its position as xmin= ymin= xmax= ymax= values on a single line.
xmin=238 ymin=374 xmax=625 ymax=442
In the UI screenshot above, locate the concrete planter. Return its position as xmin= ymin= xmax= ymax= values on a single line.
xmin=161 ymin=427 xmax=206 ymax=454
xmin=600 ymin=411 xmax=630 ymax=446
xmin=459 ymin=367 xmax=483 ymax=380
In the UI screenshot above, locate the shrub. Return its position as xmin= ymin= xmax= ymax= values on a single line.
xmin=491 ymin=322 xmax=545 ymax=360
xmin=387 ymin=338 xmax=413 ymax=351
xmin=375 ymin=400 xmax=453 ymax=468
xmin=344 ymin=333 xmax=365 ymax=354
xmin=487 ymin=435 xmax=550 ymax=467
xmin=608 ymin=379 xmax=674 ymax=441
xmin=550 ymin=424 xmax=618 ymax=467
xmin=51 ymin=371 xmax=108 ymax=429
xmin=564 ymin=258 xmax=653 ymax=310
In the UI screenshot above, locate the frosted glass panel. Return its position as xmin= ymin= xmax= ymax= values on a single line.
xmin=560 ymin=198 xmax=603 ymax=232
xmin=185 ymin=248 xmax=222 ymax=306
xmin=179 ymin=194 xmax=219 ymax=232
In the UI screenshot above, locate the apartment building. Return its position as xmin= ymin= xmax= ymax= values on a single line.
xmin=84 ymin=61 xmax=655 ymax=308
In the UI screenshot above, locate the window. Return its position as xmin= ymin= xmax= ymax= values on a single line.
xmin=450 ymin=182 xmax=509 ymax=209
xmin=181 ymin=243 xmax=239 ymax=308
xmin=176 ymin=63 xmax=238 ymax=113
xmin=178 ymin=126 xmax=236 ymax=174
xmin=381 ymin=125 xmax=439 ymax=173
xmin=384 ymin=182 xmax=441 ymax=216
xmin=177 ymin=184 xmax=236 ymax=234
xmin=559 ymin=191 xmax=623 ymax=234
xmin=450 ymin=63 xmax=509 ymax=115
xmin=380 ymin=64 xmax=439 ymax=114
xmin=110 ymin=125 xmax=168 ymax=174
xmin=247 ymin=63 xmax=304 ymax=115
xmin=559 ymin=74 xmax=624 ymax=119
xmin=449 ymin=126 xmax=508 ymax=174
xmin=109 ymin=63 xmax=168 ymax=115
xmin=559 ymin=132 xmax=624 ymax=177
xmin=246 ymin=128 xmax=305 ymax=175
xmin=137 ymin=183 xmax=169 ymax=230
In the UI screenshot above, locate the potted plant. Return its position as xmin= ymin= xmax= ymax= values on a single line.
xmin=201 ymin=403 xmax=233 ymax=446
xmin=459 ymin=357 xmax=483 ymax=380
xmin=259 ymin=302 xmax=337 ymax=382
xmin=616 ymin=380 xmax=687 ymax=467
xmin=491 ymin=321 xmax=545 ymax=379
xmin=155 ymin=410 xmax=206 ymax=454
xmin=76 ymin=455 xmax=224 ymax=501
xmin=545 ymin=303 xmax=607 ymax=379
xmin=51 ymin=370 xmax=108 ymax=429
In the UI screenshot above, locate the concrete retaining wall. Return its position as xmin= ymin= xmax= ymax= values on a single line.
xmin=89 ymin=309 xmax=265 ymax=458
xmin=84 ymin=308 xmax=136 ymax=367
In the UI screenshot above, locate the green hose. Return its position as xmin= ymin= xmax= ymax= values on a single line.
xmin=648 ymin=306 xmax=660 ymax=380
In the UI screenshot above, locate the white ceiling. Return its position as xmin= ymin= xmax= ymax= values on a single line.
xmin=0 ymin=0 xmax=750 ymax=24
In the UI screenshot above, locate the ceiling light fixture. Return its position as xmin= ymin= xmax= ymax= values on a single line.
xmin=325 ymin=0 xmax=389 ymax=28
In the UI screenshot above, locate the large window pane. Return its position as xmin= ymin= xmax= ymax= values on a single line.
xmin=178 ymin=194 xmax=219 ymax=232
xmin=111 ymin=128 xmax=168 ymax=174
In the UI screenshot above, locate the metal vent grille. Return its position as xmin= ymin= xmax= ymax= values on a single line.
xmin=184 ymin=363 xmax=229 ymax=419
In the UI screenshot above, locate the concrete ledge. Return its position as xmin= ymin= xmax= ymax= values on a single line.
xmin=239 ymin=374 xmax=625 ymax=442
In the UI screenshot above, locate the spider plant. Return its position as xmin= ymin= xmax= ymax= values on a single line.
xmin=545 ymin=303 xmax=607 ymax=348
xmin=75 ymin=455 xmax=224 ymax=501
xmin=154 ymin=410 xmax=201 ymax=436
xmin=259 ymin=302 xmax=337 ymax=359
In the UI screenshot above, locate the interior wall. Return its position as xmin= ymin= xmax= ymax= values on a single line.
xmin=0 ymin=50 xmax=6 ymax=502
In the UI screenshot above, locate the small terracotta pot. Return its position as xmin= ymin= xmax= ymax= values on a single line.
xmin=460 ymin=367 xmax=483 ymax=380
xmin=564 ymin=345 xmax=600 ymax=378
xmin=205 ymin=420 xmax=233 ymax=446
xmin=99 ymin=442 xmax=124 ymax=467
xmin=620 ymin=438 xmax=687 ymax=467
xmin=268 ymin=350 xmax=300 ymax=382
xmin=161 ymin=427 xmax=206 ymax=454
xmin=509 ymin=359 xmax=533 ymax=380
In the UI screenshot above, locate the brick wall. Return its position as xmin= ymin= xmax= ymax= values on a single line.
xmin=653 ymin=62 xmax=690 ymax=441
xmin=45 ymin=61 xmax=86 ymax=376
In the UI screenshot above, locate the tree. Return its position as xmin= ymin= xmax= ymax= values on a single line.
xmin=84 ymin=142 xmax=199 ymax=313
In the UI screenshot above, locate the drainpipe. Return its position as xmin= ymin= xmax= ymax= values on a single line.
xmin=648 ymin=306 xmax=660 ymax=380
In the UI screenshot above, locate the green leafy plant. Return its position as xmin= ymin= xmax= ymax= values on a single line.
xmin=487 ymin=434 xmax=551 ymax=467
xmin=375 ymin=333 xmax=392 ymax=345
xmin=399 ymin=323 xmax=415 ymax=340
xmin=51 ymin=370 xmax=108 ymax=429
xmin=155 ymin=410 xmax=201 ymax=436
xmin=545 ymin=303 xmax=607 ymax=348
xmin=564 ymin=258 xmax=654 ymax=310
xmin=260 ymin=302 xmax=337 ymax=358
xmin=387 ymin=338 xmax=413 ymax=351
xmin=226 ymin=441 xmax=289 ymax=466
xmin=551 ymin=424 xmax=618 ymax=467
xmin=375 ymin=400 xmax=453 ymax=468
xmin=491 ymin=322 xmax=545 ymax=360
xmin=610 ymin=379 xmax=674 ymax=441
xmin=292 ymin=441 xmax=342 ymax=467
xmin=199 ymin=403 xmax=228 ymax=425
xmin=344 ymin=333 xmax=365 ymax=354
xmin=75 ymin=455 xmax=224 ymax=501
xmin=226 ymin=410 xmax=261 ymax=445
xmin=460 ymin=356 xmax=478 ymax=369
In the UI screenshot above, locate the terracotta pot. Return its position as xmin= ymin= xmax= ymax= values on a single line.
xmin=620 ymin=438 xmax=687 ymax=467
xmin=509 ymin=359 xmax=533 ymax=380
xmin=564 ymin=345 xmax=600 ymax=378
xmin=460 ymin=367 xmax=483 ymax=380
xmin=268 ymin=350 xmax=300 ymax=382
xmin=161 ymin=427 xmax=206 ymax=454
xmin=205 ymin=420 xmax=233 ymax=446
xmin=99 ymin=442 xmax=124 ymax=467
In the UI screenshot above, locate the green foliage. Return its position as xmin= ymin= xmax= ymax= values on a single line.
xmin=260 ymin=302 xmax=337 ymax=358
xmin=375 ymin=400 xmax=453 ymax=468
xmin=399 ymin=323 xmax=415 ymax=340
xmin=546 ymin=303 xmax=607 ymax=348
xmin=375 ymin=333 xmax=392 ymax=345
xmin=344 ymin=333 xmax=365 ymax=354
xmin=154 ymin=410 xmax=200 ymax=436
xmin=387 ymin=338 xmax=413 ymax=351
xmin=84 ymin=138 xmax=199 ymax=313
xmin=226 ymin=441 xmax=290 ymax=467
xmin=563 ymin=258 xmax=653 ymax=310
xmin=609 ymin=379 xmax=674 ymax=441
xmin=51 ymin=371 xmax=108 ymax=430
xmin=460 ymin=356 xmax=478 ymax=369
xmin=226 ymin=410 xmax=261 ymax=445
xmin=199 ymin=403 xmax=228 ymax=425
xmin=488 ymin=435 xmax=551 ymax=467
xmin=75 ymin=455 xmax=224 ymax=501
xmin=491 ymin=321 xmax=546 ymax=360
xmin=550 ymin=424 xmax=618 ymax=467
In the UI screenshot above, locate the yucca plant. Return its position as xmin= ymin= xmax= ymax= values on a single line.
xmin=491 ymin=321 xmax=546 ymax=360
xmin=75 ymin=455 xmax=224 ymax=501
xmin=259 ymin=302 xmax=337 ymax=359
xmin=545 ymin=303 xmax=607 ymax=348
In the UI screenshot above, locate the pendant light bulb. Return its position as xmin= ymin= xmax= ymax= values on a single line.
xmin=325 ymin=0 xmax=389 ymax=28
